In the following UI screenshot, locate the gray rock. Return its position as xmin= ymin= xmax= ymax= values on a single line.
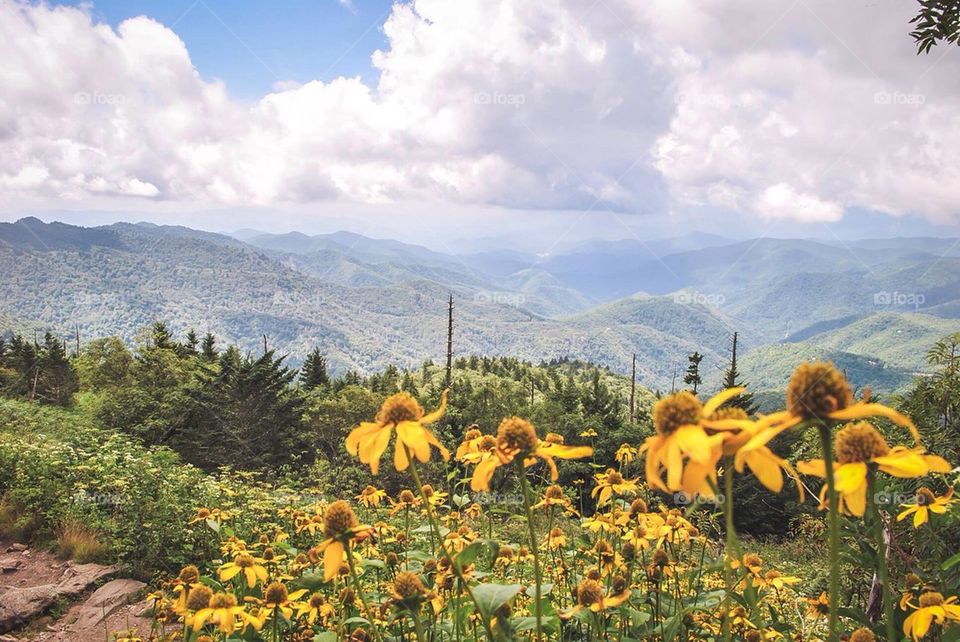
xmin=68 ymin=579 xmax=146 ymax=631
xmin=0 ymin=562 xmax=117 ymax=633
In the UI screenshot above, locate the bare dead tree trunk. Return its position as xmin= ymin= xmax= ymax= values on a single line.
xmin=445 ymin=294 xmax=454 ymax=390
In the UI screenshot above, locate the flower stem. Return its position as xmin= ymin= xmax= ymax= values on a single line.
xmin=721 ymin=461 xmax=740 ymax=642
xmin=867 ymin=469 xmax=896 ymax=642
xmin=346 ymin=539 xmax=384 ymax=642
xmin=516 ymin=459 xmax=544 ymax=642
xmin=408 ymin=453 xmax=496 ymax=641
xmin=818 ymin=422 xmax=840 ymax=642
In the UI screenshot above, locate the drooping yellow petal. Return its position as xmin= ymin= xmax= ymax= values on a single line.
xmin=346 ymin=421 xmax=384 ymax=455
xmin=829 ymin=403 xmax=920 ymax=443
xmin=797 ymin=458 xmax=828 ymax=478
xmin=323 ymin=541 xmax=344 ymax=581
xmin=743 ymin=448 xmax=784 ymax=493
xmin=397 ymin=422 xmax=432 ymax=463
xmin=703 ymin=387 xmax=746 ymax=416
xmin=841 ymin=483 xmax=867 ymax=517
xmin=874 ymin=448 xmax=928 ymax=478
xmin=834 ymin=462 xmax=868 ymax=494
xmin=471 ymin=456 xmax=501 ymax=492
xmin=420 ymin=389 xmax=449 ymax=424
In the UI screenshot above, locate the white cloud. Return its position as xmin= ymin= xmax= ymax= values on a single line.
xmin=1 ymin=0 xmax=959 ymax=225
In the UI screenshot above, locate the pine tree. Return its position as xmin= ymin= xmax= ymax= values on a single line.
xmin=684 ymin=351 xmax=704 ymax=394
xmin=201 ymin=333 xmax=218 ymax=361
xmin=721 ymin=332 xmax=758 ymax=415
xmin=300 ymin=348 xmax=329 ymax=390
xmin=36 ymin=332 xmax=78 ymax=405
xmin=151 ymin=321 xmax=172 ymax=349
xmin=184 ymin=329 xmax=200 ymax=355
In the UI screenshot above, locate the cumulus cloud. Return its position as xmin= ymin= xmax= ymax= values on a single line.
xmin=1 ymin=0 xmax=959 ymax=224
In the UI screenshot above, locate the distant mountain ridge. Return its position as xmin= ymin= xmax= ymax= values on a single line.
xmin=1 ymin=217 xmax=958 ymax=394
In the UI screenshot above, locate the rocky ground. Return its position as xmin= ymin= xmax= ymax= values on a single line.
xmin=0 ymin=542 xmax=154 ymax=642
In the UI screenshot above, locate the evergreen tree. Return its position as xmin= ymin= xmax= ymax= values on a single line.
xmin=172 ymin=348 xmax=306 ymax=469
xmin=35 ymin=333 xmax=78 ymax=405
xmin=151 ymin=321 xmax=172 ymax=349
xmin=721 ymin=333 xmax=758 ymax=415
xmin=201 ymin=333 xmax=218 ymax=361
xmin=300 ymin=348 xmax=329 ymax=390
xmin=183 ymin=329 xmax=200 ymax=355
xmin=684 ymin=351 xmax=704 ymax=394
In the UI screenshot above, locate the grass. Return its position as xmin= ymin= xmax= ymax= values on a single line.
xmin=56 ymin=520 xmax=110 ymax=564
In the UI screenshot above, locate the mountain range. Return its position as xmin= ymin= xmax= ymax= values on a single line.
xmin=1 ymin=216 xmax=958 ymax=395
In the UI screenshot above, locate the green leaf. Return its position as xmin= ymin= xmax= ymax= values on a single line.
xmin=942 ymin=551 xmax=960 ymax=570
xmin=472 ymin=583 xmax=523 ymax=618
xmin=312 ymin=633 xmax=338 ymax=642
xmin=454 ymin=540 xmax=484 ymax=570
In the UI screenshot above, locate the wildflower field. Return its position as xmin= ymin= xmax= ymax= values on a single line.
xmin=118 ymin=361 xmax=958 ymax=642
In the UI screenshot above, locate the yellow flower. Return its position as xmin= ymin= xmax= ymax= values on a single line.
xmin=219 ymin=553 xmax=268 ymax=588
xmin=295 ymin=592 xmax=336 ymax=625
xmin=357 ymin=485 xmax=386 ymax=508
xmin=247 ymin=581 xmax=307 ymax=622
xmin=615 ymin=443 xmax=638 ymax=466
xmin=591 ymin=468 xmax=639 ymax=506
xmin=316 ymin=500 xmax=372 ymax=581
xmin=903 ymin=591 xmax=960 ymax=640
xmin=579 ymin=428 xmax=598 ymax=438
xmin=191 ymin=592 xmax=261 ymax=635
xmin=544 ymin=526 xmax=567 ymax=549
xmin=346 ymin=390 xmax=450 ymax=474
xmin=758 ymin=363 xmax=920 ymax=442
xmin=642 ymin=388 xmax=745 ymax=494
xmin=455 ymin=425 xmax=484 ymax=460
xmin=718 ymin=409 xmax=804 ymax=499
xmin=532 ymin=484 xmax=579 ymax=516
xmin=898 ymin=487 xmax=956 ymax=527
xmin=797 ymin=423 xmax=948 ymax=516
xmin=561 ymin=577 xmax=631 ymax=618
xmin=469 ymin=418 xmax=592 ymax=492
xmin=389 ymin=489 xmax=422 ymax=516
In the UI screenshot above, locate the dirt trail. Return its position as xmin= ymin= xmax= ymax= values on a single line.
xmin=0 ymin=542 xmax=154 ymax=642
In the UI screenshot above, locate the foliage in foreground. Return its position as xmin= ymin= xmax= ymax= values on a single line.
xmin=133 ymin=356 xmax=960 ymax=642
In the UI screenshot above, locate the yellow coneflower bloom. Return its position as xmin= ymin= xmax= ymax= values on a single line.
xmin=797 ymin=423 xmax=949 ymax=516
xmin=898 ymin=487 xmax=956 ymax=527
xmin=295 ymin=592 xmax=336 ymax=625
xmin=191 ymin=592 xmax=261 ymax=635
xmin=807 ymin=591 xmax=830 ymax=618
xmin=188 ymin=507 xmax=229 ymax=526
xmin=455 ymin=425 xmax=484 ymax=460
xmin=356 ymin=485 xmax=386 ymax=507
xmin=615 ymin=443 xmax=639 ymax=466
xmin=316 ymin=500 xmax=372 ymax=581
xmin=591 ymin=468 xmax=639 ymax=506
xmin=247 ymin=581 xmax=307 ymax=622
xmin=579 ymin=428 xmax=598 ymax=438
xmin=469 ymin=417 xmax=592 ymax=491
xmin=346 ymin=390 xmax=450 ymax=474
xmin=903 ymin=591 xmax=960 ymax=640
xmin=561 ymin=577 xmax=631 ymax=617
xmin=754 ymin=363 xmax=920 ymax=443
xmin=544 ymin=526 xmax=567 ymax=549
xmin=701 ymin=405 xmax=805 ymax=499
xmin=581 ymin=512 xmax=619 ymax=534
xmin=419 ymin=484 xmax=448 ymax=508
xmin=219 ymin=553 xmax=269 ymax=588
xmin=532 ymin=484 xmax=579 ymax=515
xmin=753 ymin=569 xmax=802 ymax=591
xmin=641 ymin=388 xmax=745 ymax=494
xmin=389 ymin=489 xmax=422 ymax=516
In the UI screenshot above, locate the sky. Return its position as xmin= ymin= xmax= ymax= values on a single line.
xmin=2 ymin=0 xmax=960 ymax=250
